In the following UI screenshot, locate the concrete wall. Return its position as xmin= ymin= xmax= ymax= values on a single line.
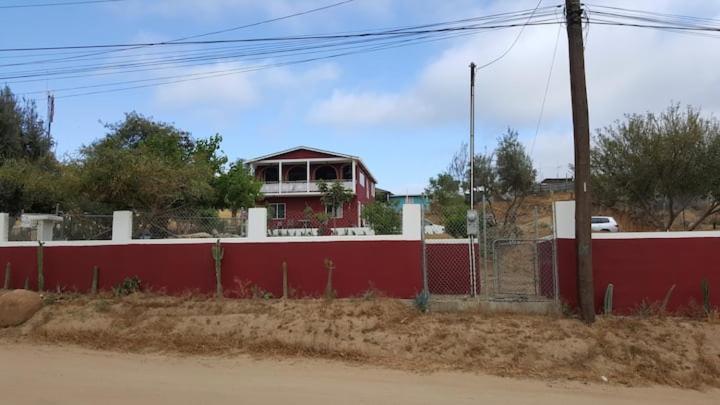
xmin=554 ymin=201 xmax=720 ymax=313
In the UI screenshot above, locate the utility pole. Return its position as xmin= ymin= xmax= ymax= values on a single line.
xmin=565 ymin=0 xmax=595 ymax=323
xmin=468 ymin=62 xmax=477 ymax=296
xmin=469 ymin=62 xmax=476 ymax=209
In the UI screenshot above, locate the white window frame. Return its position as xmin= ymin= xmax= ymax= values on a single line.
xmin=268 ymin=203 xmax=286 ymax=220
xmin=359 ymin=171 xmax=366 ymax=186
xmin=325 ymin=203 xmax=343 ymax=219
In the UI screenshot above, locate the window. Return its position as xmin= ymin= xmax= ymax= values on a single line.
xmin=268 ymin=203 xmax=286 ymax=219
xmin=325 ymin=204 xmax=343 ymax=218
xmin=359 ymin=171 xmax=366 ymax=185
xmin=591 ymin=217 xmax=610 ymax=224
xmin=341 ymin=165 xmax=352 ymax=180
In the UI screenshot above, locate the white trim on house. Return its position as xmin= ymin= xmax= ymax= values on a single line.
xmin=248 ymin=146 xmax=358 ymax=163
xmin=248 ymin=146 xmax=378 ymax=183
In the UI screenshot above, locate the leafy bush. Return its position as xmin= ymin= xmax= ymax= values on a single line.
xmin=113 ymin=276 xmax=141 ymax=296
xmin=362 ymin=202 xmax=401 ymax=234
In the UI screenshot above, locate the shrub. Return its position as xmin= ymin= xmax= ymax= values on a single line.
xmin=113 ymin=276 xmax=141 ymax=296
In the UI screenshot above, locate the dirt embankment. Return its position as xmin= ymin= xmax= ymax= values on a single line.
xmin=1 ymin=294 xmax=719 ymax=389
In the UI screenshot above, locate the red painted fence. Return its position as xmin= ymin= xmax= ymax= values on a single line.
xmin=557 ymin=237 xmax=720 ymax=313
xmin=0 ymin=241 xmax=423 ymax=298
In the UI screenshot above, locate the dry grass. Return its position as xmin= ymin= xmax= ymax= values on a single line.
xmin=2 ymin=293 xmax=719 ymax=389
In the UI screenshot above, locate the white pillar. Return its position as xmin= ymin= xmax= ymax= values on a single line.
xmin=278 ymin=162 xmax=283 ymax=195
xmin=247 ymin=207 xmax=268 ymax=241
xmin=112 ymin=211 xmax=133 ymax=242
xmin=0 ymin=213 xmax=9 ymax=243
xmin=306 ymin=160 xmax=310 ymax=192
xmin=351 ymin=160 xmax=357 ymax=194
xmin=402 ymin=204 xmax=422 ymax=240
xmin=553 ymin=200 xmax=575 ymax=239
xmin=37 ymin=220 xmax=54 ymax=241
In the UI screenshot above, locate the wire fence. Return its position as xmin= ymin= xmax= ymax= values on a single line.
xmin=8 ymin=213 xmax=114 ymax=241
xmin=133 ymin=211 xmax=247 ymax=239
xmin=423 ymin=203 xmax=557 ymax=300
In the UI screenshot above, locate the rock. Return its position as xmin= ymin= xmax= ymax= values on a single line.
xmin=0 ymin=289 xmax=43 ymax=327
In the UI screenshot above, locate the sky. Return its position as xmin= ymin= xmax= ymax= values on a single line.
xmin=1 ymin=0 xmax=719 ymax=194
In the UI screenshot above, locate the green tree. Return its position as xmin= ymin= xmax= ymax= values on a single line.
xmin=425 ymin=172 xmax=463 ymax=210
xmin=495 ymin=128 xmax=536 ymax=228
xmin=71 ymin=112 xmax=222 ymax=214
xmin=0 ymin=86 xmax=53 ymax=163
xmin=592 ymin=104 xmax=716 ymax=230
xmin=318 ymin=180 xmax=354 ymax=230
xmin=361 ymin=201 xmax=401 ymax=234
xmin=0 ymin=86 xmax=58 ymax=214
xmin=214 ymin=159 xmax=262 ymax=217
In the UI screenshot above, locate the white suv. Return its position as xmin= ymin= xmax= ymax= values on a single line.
xmin=591 ymin=216 xmax=619 ymax=232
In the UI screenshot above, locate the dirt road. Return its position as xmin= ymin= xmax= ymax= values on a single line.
xmin=0 ymin=344 xmax=716 ymax=405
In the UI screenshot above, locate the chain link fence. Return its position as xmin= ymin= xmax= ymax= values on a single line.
xmin=133 ymin=210 xmax=247 ymax=239
xmin=423 ymin=202 xmax=557 ymax=300
xmin=7 ymin=213 xmax=114 ymax=241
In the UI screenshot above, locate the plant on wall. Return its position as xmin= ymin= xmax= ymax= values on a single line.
xmin=37 ymin=241 xmax=45 ymax=292
xmin=324 ymin=258 xmax=336 ymax=300
xmin=318 ymin=180 xmax=353 ymax=232
xmin=211 ymin=239 xmax=224 ymax=299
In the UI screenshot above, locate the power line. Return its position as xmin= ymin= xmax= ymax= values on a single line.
xmin=0 ymin=0 xmax=125 ymax=9
xmin=530 ymin=22 xmax=562 ymax=157
xmin=474 ymin=0 xmax=555 ymax=70
xmin=0 ymin=8 xmax=562 ymax=52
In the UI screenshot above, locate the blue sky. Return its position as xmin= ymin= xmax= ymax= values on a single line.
xmin=2 ymin=0 xmax=719 ymax=194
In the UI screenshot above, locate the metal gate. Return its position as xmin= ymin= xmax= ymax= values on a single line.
xmin=422 ymin=205 xmax=558 ymax=301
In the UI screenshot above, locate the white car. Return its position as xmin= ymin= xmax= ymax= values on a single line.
xmin=591 ymin=216 xmax=619 ymax=232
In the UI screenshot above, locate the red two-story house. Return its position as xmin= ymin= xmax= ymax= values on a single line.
xmin=248 ymin=146 xmax=377 ymax=230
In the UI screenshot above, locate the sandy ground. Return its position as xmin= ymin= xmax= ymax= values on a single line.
xmin=1 ymin=344 xmax=717 ymax=405
xmin=1 ymin=295 xmax=719 ymax=389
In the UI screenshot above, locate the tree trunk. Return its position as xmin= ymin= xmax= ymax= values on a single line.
xmin=688 ymin=201 xmax=720 ymax=231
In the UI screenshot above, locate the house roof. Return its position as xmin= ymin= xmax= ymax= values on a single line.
xmin=247 ymin=146 xmax=377 ymax=183
xmin=247 ymin=146 xmax=357 ymax=163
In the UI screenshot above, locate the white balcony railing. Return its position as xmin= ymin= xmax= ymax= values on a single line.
xmin=261 ymin=180 xmax=354 ymax=194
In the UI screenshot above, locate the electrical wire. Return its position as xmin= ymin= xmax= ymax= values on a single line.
xmin=0 ymin=0 xmax=125 ymax=9
xmin=530 ymin=23 xmax=562 ymax=157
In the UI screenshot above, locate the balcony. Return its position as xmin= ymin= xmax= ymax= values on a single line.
xmin=261 ymin=180 xmax=354 ymax=195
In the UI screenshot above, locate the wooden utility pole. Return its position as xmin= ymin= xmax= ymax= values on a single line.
xmin=565 ymin=0 xmax=595 ymax=323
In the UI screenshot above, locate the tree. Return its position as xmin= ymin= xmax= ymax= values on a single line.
xmin=361 ymin=202 xmax=401 ymax=234
xmin=0 ymin=86 xmax=53 ymax=163
xmin=495 ymin=128 xmax=536 ymax=227
xmin=425 ymin=172 xmax=463 ymax=210
xmin=318 ymin=180 xmax=354 ymax=230
xmin=0 ymin=86 xmax=58 ymax=214
xmin=70 ymin=112 xmax=222 ymax=214
xmin=592 ymin=104 xmax=717 ymax=230
xmin=214 ymin=159 xmax=262 ymax=217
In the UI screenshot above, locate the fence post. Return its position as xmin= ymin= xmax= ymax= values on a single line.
xmin=0 ymin=213 xmax=8 ymax=243
xmin=402 ymin=204 xmax=422 ymax=240
xmin=247 ymin=208 xmax=268 ymax=241
xmin=112 ymin=211 xmax=133 ymax=242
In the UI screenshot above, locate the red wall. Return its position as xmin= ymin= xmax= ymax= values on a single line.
xmin=557 ymin=237 xmax=720 ymax=313
xmin=265 ymin=196 xmax=360 ymax=228
xmin=0 ymin=241 xmax=422 ymax=298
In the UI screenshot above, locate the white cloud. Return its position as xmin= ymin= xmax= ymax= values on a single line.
xmin=153 ymin=62 xmax=340 ymax=109
xmin=308 ymin=0 xmax=720 ymax=132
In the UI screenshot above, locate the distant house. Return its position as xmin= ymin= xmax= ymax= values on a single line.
xmin=538 ymin=177 xmax=574 ymax=193
xmin=388 ymin=193 xmax=430 ymax=211
xmin=247 ymin=146 xmax=377 ymax=228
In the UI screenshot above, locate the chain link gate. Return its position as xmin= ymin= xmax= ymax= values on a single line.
xmin=422 ymin=204 xmax=558 ymax=301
